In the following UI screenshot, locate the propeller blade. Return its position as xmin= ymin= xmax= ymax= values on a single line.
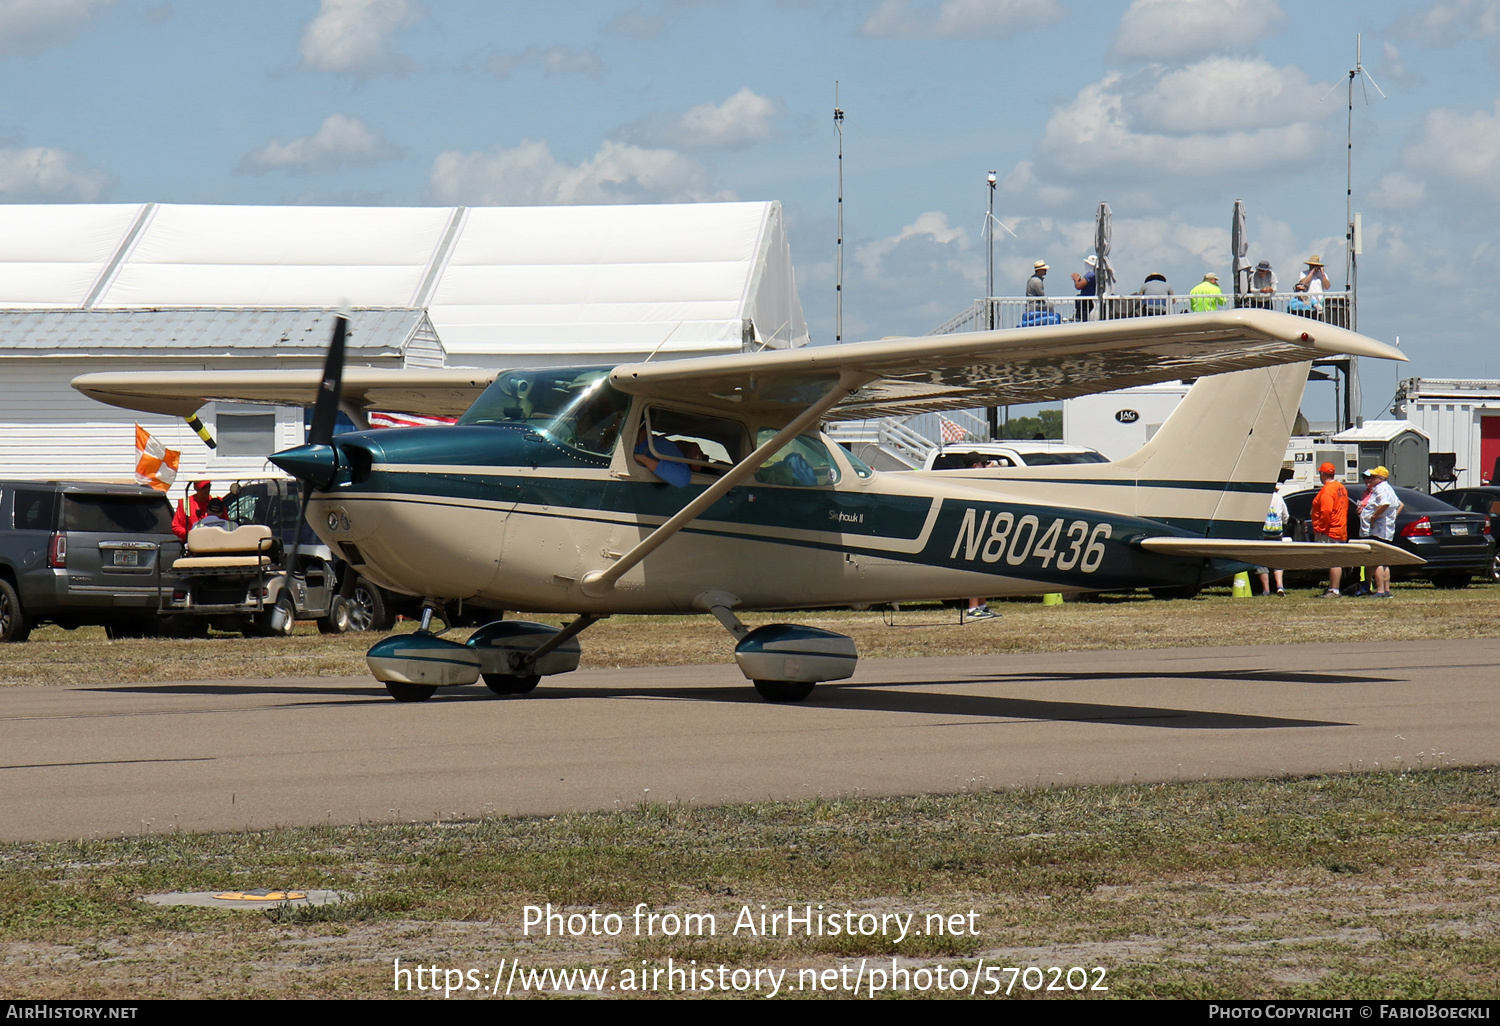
xmin=306 ymin=313 xmax=348 ymax=447
xmin=270 ymin=312 xmax=349 ymax=636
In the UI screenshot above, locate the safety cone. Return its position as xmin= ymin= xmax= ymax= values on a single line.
xmin=1232 ymin=572 xmax=1252 ymax=598
xmin=1042 ymin=593 xmax=1064 ymax=606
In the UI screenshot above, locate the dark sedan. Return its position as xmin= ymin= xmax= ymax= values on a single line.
xmin=1284 ymin=484 xmax=1494 ymax=589
xmin=1434 ymin=486 xmax=1500 ymax=582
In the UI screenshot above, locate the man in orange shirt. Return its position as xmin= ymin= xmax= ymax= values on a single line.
xmin=1310 ymin=462 xmax=1349 ymax=597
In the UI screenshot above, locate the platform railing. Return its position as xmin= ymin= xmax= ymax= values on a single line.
xmin=931 ymin=290 xmax=1352 ymax=335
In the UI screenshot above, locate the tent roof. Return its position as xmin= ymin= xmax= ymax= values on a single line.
xmin=0 ymin=201 xmax=807 ymax=358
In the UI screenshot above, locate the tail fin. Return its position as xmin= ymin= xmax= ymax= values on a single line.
xmin=945 ymin=362 xmax=1309 ymax=539
xmin=1114 ymin=362 xmax=1309 ymax=536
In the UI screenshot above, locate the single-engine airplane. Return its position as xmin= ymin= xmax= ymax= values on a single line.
xmin=74 ymin=309 xmax=1411 ymax=703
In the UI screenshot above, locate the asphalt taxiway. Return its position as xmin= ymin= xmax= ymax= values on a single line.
xmin=2 ymin=638 xmax=1496 ymax=841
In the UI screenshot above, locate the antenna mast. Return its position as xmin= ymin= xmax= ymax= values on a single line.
xmin=834 ymin=82 xmax=845 ymax=344
xmin=1345 ymin=32 xmax=1385 ymax=331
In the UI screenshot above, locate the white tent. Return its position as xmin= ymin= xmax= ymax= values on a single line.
xmin=0 ymin=200 xmax=808 ymax=362
xmin=0 ymin=201 xmax=808 ymax=481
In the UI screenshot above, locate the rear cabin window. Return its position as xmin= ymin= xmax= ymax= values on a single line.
xmin=755 ymin=431 xmax=841 ymax=487
xmin=12 ymin=490 xmax=57 ymax=531
xmin=61 ymin=494 xmax=172 ymax=534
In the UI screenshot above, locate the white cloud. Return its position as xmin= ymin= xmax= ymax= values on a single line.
xmin=1379 ymin=42 xmax=1416 ymax=88
xmin=1395 ymin=101 xmax=1500 ymax=203
xmin=1026 ymin=64 xmax=1333 ymax=189
xmin=0 ymin=0 xmax=113 ymax=59
xmin=617 ymin=88 xmax=782 ymax=151
xmin=859 ymin=0 xmax=1061 ymax=38
xmin=1395 ymin=0 xmax=1500 ymax=48
xmin=0 ymin=146 xmax=108 ymax=200
xmin=1369 ymin=171 xmax=1427 ymax=209
xmin=426 ymin=139 xmax=730 ymax=205
xmin=1112 ymin=0 xmax=1285 ymax=62
xmin=299 ymin=0 xmax=423 ymax=76
xmin=857 ymin=212 xmax=981 ymax=287
xmin=1127 ymin=57 xmax=1327 ymax=133
xmin=485 ymin=45 xmax=604 ymax=78
xmin=238 ymin=114 xmax=401 ymax=173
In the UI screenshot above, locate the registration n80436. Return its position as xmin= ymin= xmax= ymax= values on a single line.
xmin=949 ymin=509 xmax=1112 ymax=573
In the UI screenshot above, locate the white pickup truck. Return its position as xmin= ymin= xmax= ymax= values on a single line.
xmin=921 ymin=441 xmax=1109 ymax=471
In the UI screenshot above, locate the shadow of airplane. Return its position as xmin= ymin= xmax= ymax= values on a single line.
xmin=90 ymin=668 xmax=1359 ymax=729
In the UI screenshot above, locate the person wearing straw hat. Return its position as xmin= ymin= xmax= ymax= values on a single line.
xmin=1298 ymin=254 xmax=1330 ymax=295
xmin=1026 ymin=259 xmax=1049 ymax=311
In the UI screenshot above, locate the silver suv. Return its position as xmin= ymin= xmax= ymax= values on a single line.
xmin=0 ymin=481 xmax=180 ymax=642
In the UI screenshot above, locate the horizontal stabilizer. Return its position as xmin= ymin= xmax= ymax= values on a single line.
xmin=1137 ymin=538 xmax=1425 ymax=570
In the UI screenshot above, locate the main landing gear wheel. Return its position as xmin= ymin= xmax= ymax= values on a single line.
xmin=752 ymin=679 xmax=815 ymax=703
xmin=384 ymin=681 xmax=437 ymax=702
xmin=482 ymin=673 xmax=541 ymax=695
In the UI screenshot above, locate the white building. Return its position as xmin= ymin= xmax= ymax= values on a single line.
xmin=0 ymin=201 xmax=807 ymax=483
xmin=1395 ymin=379 xmax=1500 ymax=488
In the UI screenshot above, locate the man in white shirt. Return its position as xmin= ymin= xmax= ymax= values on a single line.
xmin=1360 ymin=466 xmax=1401 ymax=598
xmin=1299 ymin=254 xmax=1330 ymax=294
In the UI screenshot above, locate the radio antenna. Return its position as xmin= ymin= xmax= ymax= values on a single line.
xmin=834 ymin=82 xmax=845 ymax=344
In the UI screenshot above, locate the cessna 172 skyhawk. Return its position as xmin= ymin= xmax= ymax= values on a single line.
xmin=74 ymin=310 xmax=1411 ymax=703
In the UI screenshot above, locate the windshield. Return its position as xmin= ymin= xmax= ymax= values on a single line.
xmin=458 ymin=368 xmax=629 ymax=456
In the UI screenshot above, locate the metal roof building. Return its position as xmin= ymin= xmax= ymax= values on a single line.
xmin=0 ymin=201 xmax=807 ymax=482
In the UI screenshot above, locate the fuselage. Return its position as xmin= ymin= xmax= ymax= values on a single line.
xmin=292 ymin=368 xmax=1257 ymax=614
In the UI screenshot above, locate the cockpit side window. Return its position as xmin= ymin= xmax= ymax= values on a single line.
xmin=641 ymin=407 xmax=744 ymax=475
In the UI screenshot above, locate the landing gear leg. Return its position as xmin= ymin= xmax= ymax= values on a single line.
xmin=468 ymin=613 xmax=603 ymax=696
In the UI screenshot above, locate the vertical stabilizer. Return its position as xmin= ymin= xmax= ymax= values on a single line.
xmin=1114 ymin=362 xmax=1309 ymax=535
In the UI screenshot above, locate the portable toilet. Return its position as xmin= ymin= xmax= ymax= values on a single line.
xmin=1331 ymin=420 xmax=1431 ymax=491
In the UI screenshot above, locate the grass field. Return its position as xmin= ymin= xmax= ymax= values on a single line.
xmin=4 ymin=580 xmax=1499 ymax=689
xmin=2 ymin=583 xmax=1496 ymax=1000
xmin=0 ymin=769 xmax=1495 ymax=1000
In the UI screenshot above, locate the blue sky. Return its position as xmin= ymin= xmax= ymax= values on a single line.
xmin=2 ymin=0 xmax=1497 ymax=413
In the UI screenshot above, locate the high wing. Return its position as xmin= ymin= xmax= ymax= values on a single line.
xmin=72 ymin=309 xmax=1403 ymax=422
xmin=609 ymin=309 xmax=1405 ymax=419
xmin=70 ymin=367 xmax=498 ymax=419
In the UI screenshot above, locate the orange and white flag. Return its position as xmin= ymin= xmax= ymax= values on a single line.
xmin=134 ymin=424 xmax=180 ymax=492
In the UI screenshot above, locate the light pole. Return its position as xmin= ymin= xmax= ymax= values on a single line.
xmin=986 ymin=171 xmax=999 ymax=441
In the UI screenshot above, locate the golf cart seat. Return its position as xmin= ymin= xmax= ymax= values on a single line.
xmin=174 ymin=524 xmax=277 ymax=572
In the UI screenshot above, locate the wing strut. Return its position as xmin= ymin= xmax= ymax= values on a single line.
xmin=580 ymin=371 xmax=871 ymax=597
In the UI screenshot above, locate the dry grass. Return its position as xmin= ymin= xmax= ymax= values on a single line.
xmin=0 ymin=768 xmax=1495 ymax=999
xmin=2 ymin=582 xmax=1496 ymax=688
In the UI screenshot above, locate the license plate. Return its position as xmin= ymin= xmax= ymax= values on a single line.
xmin=1451 ymin=524 xmax=1470 ymax=535
xmin=112 ymin=550 xmax=140 ymax=566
